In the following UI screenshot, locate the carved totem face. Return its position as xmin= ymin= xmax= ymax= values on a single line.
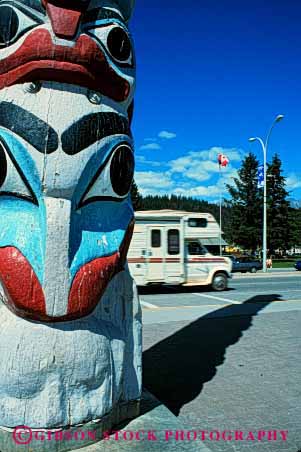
xmin=0 ymin=0 xmax=136 ymax=321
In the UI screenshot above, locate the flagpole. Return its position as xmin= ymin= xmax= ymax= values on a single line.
xmin=218 ymin=153 xmax=229 ymax=256
xmin=219 ymin=164 xmax=222 ymax=256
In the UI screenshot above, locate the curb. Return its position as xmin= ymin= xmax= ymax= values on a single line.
xmin=78 ymin=390 xmax=211 ymax=452
xmin=233 ymin=271 xmax=298 ymax=279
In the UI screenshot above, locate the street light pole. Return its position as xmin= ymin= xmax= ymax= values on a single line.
xmin=249 ymin=114 xmax=284 ymax=273
xmin=249 ymin=137 xmax=267 ymax=272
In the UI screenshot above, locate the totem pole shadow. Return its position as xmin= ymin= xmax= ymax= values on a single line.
xmin=142 ymin=294 xmax=279 ymax=416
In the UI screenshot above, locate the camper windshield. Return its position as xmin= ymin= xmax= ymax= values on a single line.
xmin=187 ymin=242 xmax=208 ymax=256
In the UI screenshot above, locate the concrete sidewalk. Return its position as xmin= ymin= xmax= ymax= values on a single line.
xmin=259 ymin=267 xmax=295 ymax=273
xmin=142 ymin=301 xmax=301 ymax=452
xmin=233 ymin=267 xmax=297 ymax=278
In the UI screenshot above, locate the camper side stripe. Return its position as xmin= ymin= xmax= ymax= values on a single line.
xmin=128 ymin=258 xmax=228 ymax=264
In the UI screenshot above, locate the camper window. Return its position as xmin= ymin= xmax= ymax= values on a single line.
xmin=151 ymin=230 xmax=161 ymax=248
xmin=188 ymin=242 xmax=207 ymax=255
xmin=168 ymin=229 xmax=180 ymax=255
xmin=188 ymin=218 xmax=208 ymax=228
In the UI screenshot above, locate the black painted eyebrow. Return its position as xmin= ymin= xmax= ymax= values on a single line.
xmin=61 ymin=112 xmax=131 ymax=155
xmin=0 ymin=102 xmax=58 ymax=153
xmin=83 ymin=8 xmax=125 ymax=25
xmin=0 ymin=0 xmax=45 ymax=15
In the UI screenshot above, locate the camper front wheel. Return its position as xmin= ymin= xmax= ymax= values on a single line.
xmin=212 ymin=273 xmax=228 ymax=291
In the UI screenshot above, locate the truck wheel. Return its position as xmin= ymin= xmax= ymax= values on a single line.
xmin=250 ymin=267 xmax=257 ymax=273
xmin=212 ymin=273 xmax=228 ymax=291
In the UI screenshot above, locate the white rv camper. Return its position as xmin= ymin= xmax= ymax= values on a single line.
xmin=128 ymin=210 xmax=232 ymax=291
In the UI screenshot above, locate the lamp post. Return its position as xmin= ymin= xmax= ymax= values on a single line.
xmin=249 ymin=114 xmax=284 ymax=272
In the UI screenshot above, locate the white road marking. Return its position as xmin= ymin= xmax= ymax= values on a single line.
xmin=229 ymin=288 xmax=301 ymax=294
xmin=142 ymin=304 xmax=226 ymax=311
xmin=140 ymin=300 xmax=159 ymax=309
xmin=192 ymin=293 xmax=242 ymax=305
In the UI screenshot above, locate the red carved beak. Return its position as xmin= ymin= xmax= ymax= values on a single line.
xmin=0 ymin=220 xmax=134 ymax=322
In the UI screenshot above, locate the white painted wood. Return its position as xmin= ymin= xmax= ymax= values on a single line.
xmin=44 ymin=198 xmax=72 ymax=317
xmin=0 ymin=270 xmax=142 ymax=429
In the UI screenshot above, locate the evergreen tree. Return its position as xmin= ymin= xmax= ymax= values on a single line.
xmin=225 ymin=153 xmax=262 ymax=252
xmin=130 ymin=180 xmax=142 ymax=211
xmin=266 ymin=154 xmax=290 ymax=254
xmin=288 ymin=207 xmax=301 ymax=252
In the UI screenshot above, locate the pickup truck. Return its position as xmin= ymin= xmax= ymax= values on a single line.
xmin=229 ymin=256 xmax=263 ymax=273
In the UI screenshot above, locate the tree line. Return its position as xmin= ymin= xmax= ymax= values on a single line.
xmin=131 ymin=153 xmax=301 ymax=254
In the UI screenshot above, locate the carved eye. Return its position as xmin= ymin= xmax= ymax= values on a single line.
xmin=110 ymin=145 xmax=134 ymax=196
xmin=80 ymin=143 xmax=134 ymax=207
xmin=0 ymin=6 xmax=19 ymax=46
xmin=0 ymin=139 xmax=37 ymax=204
xmin=0 ymin=5 xmax=41 ymax=48
xmin=0 ymin=143 xmax=7 ymax=187
xmin=86 ymin=24 xmax=133 ymax=67
xmin=107 ymin=27 xmax=132 ymax=63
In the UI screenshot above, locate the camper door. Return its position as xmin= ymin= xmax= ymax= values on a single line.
xmin=146 ymin=227 xmax=184 ymax=284
xmin=165 ymin=228 xmax=184 ymax=283
xmin=146 ymin=227 xmax=165 ymax=281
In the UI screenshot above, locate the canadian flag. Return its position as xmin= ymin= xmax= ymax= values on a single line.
xmin=218 ymin=153 xmax=229 ymax=167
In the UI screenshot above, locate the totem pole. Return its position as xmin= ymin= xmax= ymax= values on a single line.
xmin=0 ymin=0 xmax=141 ymax=450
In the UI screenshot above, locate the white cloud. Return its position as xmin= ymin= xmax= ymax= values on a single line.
xmin=139 ymin=143 xmax=161 ymax=151
xmin=168 ymin=147 xmax=241 ymax=183
xmin=286 ymin=173 xmax=301 ymax=190
xmin=169 ymin=156 xmax=194 ymax=173
xmin=135 ymin=155 xmax=164 ymax=167
xmin=135 ymin=171 xmax=173 ymax=191
xmin=173 ymin=185 xmax=222 ymax=198
xmin=134 ymin=146 xmax=242 ymax=199
xmin=185 ymin=168 xmax=212 ymax=182
xmin=158 ymin=130 xmax=177 ymax=140
xmin=189 ymin=147 xmax=242 ymax=162
xmin=218 ymin=168 xmax=239 ymax=187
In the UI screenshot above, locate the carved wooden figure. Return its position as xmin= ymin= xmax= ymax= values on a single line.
xmin=0 ymin=0 xmax=141 ymax=450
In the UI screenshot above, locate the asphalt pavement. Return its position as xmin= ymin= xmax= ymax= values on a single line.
xmin=140 ymin=273 xmax=301 ymax=452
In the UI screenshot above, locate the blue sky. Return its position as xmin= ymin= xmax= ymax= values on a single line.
xmin=130 ymin=0 xmax=301 ymax=203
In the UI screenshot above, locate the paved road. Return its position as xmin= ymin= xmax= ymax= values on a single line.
xmin=140 ymin=273 xmax=301 ymax=324
xmin=140 ymin=274 xmax=301 ymax=452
